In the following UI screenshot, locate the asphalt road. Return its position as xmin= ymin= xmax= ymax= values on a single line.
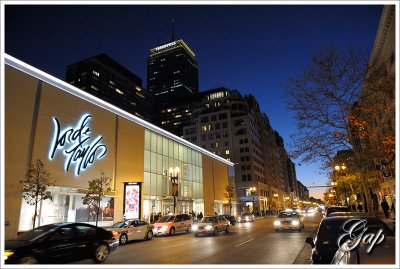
xmin=76 ymin=213 xmax=323 ymax=265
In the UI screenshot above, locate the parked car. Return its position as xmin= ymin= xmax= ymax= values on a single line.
xmin=4 ymin=222 xmax=118 ymax=264
xmin=152 ymin=213 xmax=192 ymax=236
xmin=219 ymin=215 xmax=236 ymax=226
xmin=331 ymin=236 xmax=395 ymax=264
xmin=105 ymin=219 xmax=153 ymax=245
xmin=238 ymin=213 xmax=255 ymax=222
xmin=324 ymin=206 xmax=351 ymax=217
xmin=192 ymin=215 xmax=230 ymax=236
xmin=328 ymin=211 xmax=366 ymax=217
xmin=305 ymin=216 xmax=394 ymax=264
xmin=274 ymin=211 xmax=304 ymax=232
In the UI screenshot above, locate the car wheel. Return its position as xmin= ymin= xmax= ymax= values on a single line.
xmin=18 ymin=255 xmax=38 ymax=264
xmin=187 ymin=224 xmax=192 ymax=233
xmin=194 ymin=233 xmax=199 ymax=237
xmin=93 ymin=243 xmax=109 ymax=263
xmin=225 ymin=226 xmax=229 ymax=233
xmin=169 ymin=227 xmax=175 ymax=236
xmin=120 ymin=233 xmax=128 ymax=245
xmin=214 ymin=228 xmax=218 ymax=236
xmin=146 ymin=230 xmax=153 ymax=240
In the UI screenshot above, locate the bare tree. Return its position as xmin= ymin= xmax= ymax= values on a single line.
xmin=282 ymin=45 xmax=379 ymax=214
xmin=20 ymin=159 xmax=55 ymax=229
xmin=82 ymin=171 xmax=112 ymax=226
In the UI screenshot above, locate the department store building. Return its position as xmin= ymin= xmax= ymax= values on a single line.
xmin=3 ymin=55 xmax=234 ymax=239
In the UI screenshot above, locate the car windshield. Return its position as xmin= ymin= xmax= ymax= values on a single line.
xmin=112 ymin=221 xmax=129 ymax=228
xmin=15 ymin=224 xmax=58 ymax=241
xmin=278 ymin=212 xmax=298 ymax=218
xmin=157 ymin=215 xmax=175 ymax=222
xmin=327 ymin=207 xmax=350 ymax=215
xmin=201 ymin=217 xmax=217 ymax=223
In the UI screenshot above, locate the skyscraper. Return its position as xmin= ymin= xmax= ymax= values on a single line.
xmin=147 ymin=39 xmax=199 ymax=136
xmin=147 ymin=39 xmax=199 ymax=102
xmin=66 ymin=53 xmax=152 ymax=121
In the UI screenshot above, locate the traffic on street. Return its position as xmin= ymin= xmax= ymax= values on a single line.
xmin=73 ymin=212 xmax=323 ymax=264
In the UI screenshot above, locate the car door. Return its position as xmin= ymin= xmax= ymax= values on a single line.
xmin=130 ymin=220 xmax=146 ymax=240
xmin=74 ymin=224 xmax=99 ymax=259
xmin=46 ymin=226 xmax=79 ymax=263
xmin=174 ymin=214 xmax=184 ymax=232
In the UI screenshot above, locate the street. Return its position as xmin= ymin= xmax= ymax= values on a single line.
xmin=76 ymin=213 xmax=323 ymax=265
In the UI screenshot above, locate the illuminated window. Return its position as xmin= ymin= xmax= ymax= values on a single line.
xmin=92 ymin=70 xmax=100 ymax=76
xmin=225 ymin=150 xmax=230 ymax=155
xmin=109 ymin=80 xmax=115 ymax=85
xmin=116 ymin=89 xmax=124 ymax=95
xmin=90 ymin=85 xmax=98 ymax=91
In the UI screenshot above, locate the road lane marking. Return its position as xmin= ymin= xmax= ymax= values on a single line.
xmin=234 ymin=237 xmax=255 ymax=247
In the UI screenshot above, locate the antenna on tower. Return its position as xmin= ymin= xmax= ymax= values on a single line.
xmin=171 ymin=18 xmax=175 ymax=41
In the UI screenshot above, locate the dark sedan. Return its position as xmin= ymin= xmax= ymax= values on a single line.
xmin=305 ymin=216 xmax=394 ymax=264
xmin=219 ymin=215 xmax=236 ymax=226
xmin=4 ymin=222 xmax=119 ymax=264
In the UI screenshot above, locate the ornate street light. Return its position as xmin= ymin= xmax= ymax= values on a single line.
xmin=169 ymin=166 xmax=180 ymax=213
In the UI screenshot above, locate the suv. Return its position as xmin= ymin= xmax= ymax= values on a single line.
xmin=324 ymin=206 xmax=351 ymax=217
xmin=152 ymin=213 xmax=192 ymax=236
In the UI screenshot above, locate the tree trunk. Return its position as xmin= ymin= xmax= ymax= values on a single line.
xmin=33 ymin=198 xmax=38 ymax=230
xmin=95 ymin=196 xmax=100 ymax=227
xmin=361 ymin=169 xmax=375 ymax=216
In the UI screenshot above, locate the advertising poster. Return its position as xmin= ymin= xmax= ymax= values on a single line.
xmin=124 ymin=183 xmax=141 ymax=219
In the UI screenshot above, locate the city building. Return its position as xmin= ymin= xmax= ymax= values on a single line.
xmin=66 ymin=53 xmax=152 ymax=121
xmin=4 ymin=55 xmax=233 ymax=240
xmin=358 ymin=5 xmax=395 ymax=209
xmin=182 ymin=87 xmax=299 ymax=214
xmin=148 ymin=39 xmax=199 ymax=137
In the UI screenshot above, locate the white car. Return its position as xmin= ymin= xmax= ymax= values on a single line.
xmin=238 ymin=213 xmax=255 ymax=222
xmin=153 ymin=213 xmax=193 ymax=236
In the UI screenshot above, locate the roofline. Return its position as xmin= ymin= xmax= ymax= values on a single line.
xmin=4 ymin=53 xmax=233 ymax=166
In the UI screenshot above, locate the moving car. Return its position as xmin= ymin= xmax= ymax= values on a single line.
xmin=324 ymin=206 xmax=351 ymax=217
xmin=274 ymin=211 xmax=304 ymax=232
xmin=153 ymin=213 xmax=192 ymax=236
xmin=305 ymin=216 xmax=394 ymax=264
xmin=4 ymin=222 xmax=118 ymax=264
xmin=332 ymin=237 xmax=395 ymax=264
xmin=238 ymin=213 xmax=255 ymax=223
xmin=105 ymin=219 xmax=153 ymax=245
xmin=219 ymin=215 xmax=236 ymax=226
xmin=192 ymin=215 xmax=230 ymax=236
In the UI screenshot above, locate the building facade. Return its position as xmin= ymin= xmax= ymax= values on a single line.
xmin=66 ymin=53 xmax=152 ymax=121
xmin=4 ymin=55 xmax=233 ymax=240
xmin=358 ymin=5 xmax=396 ymax=209
xmin=182 ymin=88 xmax=300 ymax=214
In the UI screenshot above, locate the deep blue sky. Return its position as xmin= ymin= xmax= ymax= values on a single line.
xmin=3 ymin=3 xmax=383 ymax=199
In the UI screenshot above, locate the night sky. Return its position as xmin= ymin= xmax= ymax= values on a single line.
xmin=3 ymin=3 xmax=383 ymax=199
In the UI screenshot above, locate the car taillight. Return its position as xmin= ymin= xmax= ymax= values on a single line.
xmin=112 ymin=231 xmax=119 ymax=238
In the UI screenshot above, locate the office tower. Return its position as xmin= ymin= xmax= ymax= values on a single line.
xmin=66 ymin=53 xmax=152 ymax=121
xmin=147 ymin=39 xmax=199 ymax=101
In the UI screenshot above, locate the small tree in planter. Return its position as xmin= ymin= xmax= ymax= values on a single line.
xmin=20 ymin=159 xmax=55 ymax=229
xmin=82 ymin=171 xmax=112 ymax=226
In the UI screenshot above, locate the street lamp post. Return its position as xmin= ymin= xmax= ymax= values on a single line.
xmin=169 ymin=166 xmax=180 ymax=214
xmin=249 ymin=187 xmax=256 ymax=213
xmin=334 ymin=164 xmax=348 ymax=206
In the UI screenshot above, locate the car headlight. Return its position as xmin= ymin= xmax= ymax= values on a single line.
xmin=274 ymin=220 xmax=281 ymax=226
xmin=245 ymin=217 xmax=249 ymax=221
xmin=192 ymin=225 xmax=198 ymax=231
xmin=205 ymin=225 xmax=213 ymax=230
xmin=161 ymin=225 xmax=169 ymax=230
xmin=292 ymin=220 xmax=299 ymax=225
xmin=4 ymin=250 xmax=14 ymax=260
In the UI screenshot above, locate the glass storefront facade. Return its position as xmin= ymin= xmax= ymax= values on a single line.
xmin=143 ymin=130 xmax=203 ymax=221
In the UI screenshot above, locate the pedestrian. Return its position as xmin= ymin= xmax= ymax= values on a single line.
xmin=357 ymin=203 xmax=363 ymax=212
xmin=381 ymin=199 xmax=390 ymax=219
xmin=198 ymin=212 xmax=203 ymax=220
